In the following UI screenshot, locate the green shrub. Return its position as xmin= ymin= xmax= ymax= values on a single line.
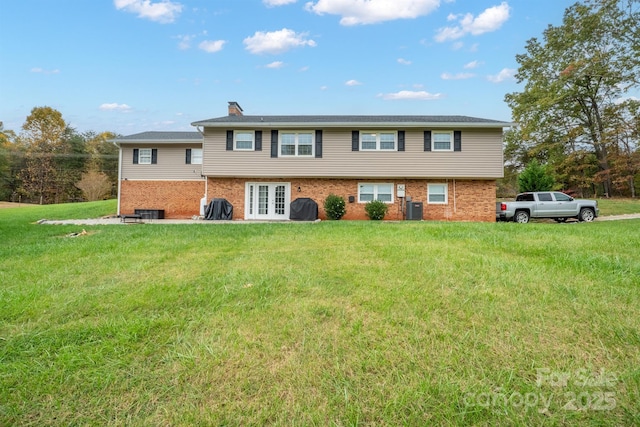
xmin=365 ymin=199 xmax=388 ymax=220
xmin=323 ymin=193 xmax=346 ymax=220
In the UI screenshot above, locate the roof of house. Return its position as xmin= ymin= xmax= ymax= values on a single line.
xmin=191 ymin=115 xmax=512 ymax=129
xmin=113 ymin=131 xmax=202 ymax=144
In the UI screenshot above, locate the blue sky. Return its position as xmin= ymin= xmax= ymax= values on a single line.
xmin=1 ymin=0 xmax=575 ymax=135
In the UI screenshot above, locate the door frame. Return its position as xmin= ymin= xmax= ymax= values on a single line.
xmin=244 ymin=182 xmax=291 ymax=220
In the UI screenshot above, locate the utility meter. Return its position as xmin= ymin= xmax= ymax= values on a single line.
xmin=397 ymin=184 xmax=406 ymax=197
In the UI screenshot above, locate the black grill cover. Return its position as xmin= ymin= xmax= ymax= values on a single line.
xmin=204 ymin=198 xmax=233 ymax=220
xmin=290 ymin=198 xmax=318 ymax=221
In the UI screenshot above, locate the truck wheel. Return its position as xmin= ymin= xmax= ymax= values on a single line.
xmin=579 ymin=208 xmax=595 ymax=222
xmin=514 ymin=210 xmax=530 ymax=223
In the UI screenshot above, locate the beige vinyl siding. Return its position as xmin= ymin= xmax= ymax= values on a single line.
xmin=120 ymin=144 xmax=204 ymax=180
xmin=202 ymin=128 xmax=503 ymax=179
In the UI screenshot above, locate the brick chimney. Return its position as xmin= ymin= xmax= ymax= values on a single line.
xmin=228 ymin=101 xmax=243 ymax=116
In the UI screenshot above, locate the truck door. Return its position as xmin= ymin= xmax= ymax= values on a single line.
xmin=536 ymin=192 xmax=554 ymax=216
xmin=552 ymin=192 xmax=577 ymax=216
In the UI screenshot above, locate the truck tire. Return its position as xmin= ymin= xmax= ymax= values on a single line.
xmin=579 ymin=208 xmax=595 ymax=222
xmin=514 ymin=210 xmax=530 ymax=223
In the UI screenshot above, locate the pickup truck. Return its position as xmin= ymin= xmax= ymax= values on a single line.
xmin=496 ymin=192 xmax=599 ymax=223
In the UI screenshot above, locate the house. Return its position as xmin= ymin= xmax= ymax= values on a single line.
xmin=113 ymin=131 xmax=205 ymax=218
xmin=115 ymin=102 xmax=510 ymax=221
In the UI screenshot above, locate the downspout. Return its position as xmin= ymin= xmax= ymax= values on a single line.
xmin=453 ymin=179 xmax=457 ymax=214
xmin=196 ymin=126 xmax=208 ymax=213
xmin=114 ymin=140 xmax=123 ymax=216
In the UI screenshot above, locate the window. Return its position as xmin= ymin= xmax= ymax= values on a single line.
xmin=538 ymin=193 xmax=553 ymax=201
xmin=358 ymin=183 xmax=394 ymax=203
xmin=138 ymin=148 xmax=152 ymax=164
xmin=235 ymin=131 xmax=254 ymax=150
xmin=360 ymin=132 xmax=397 ymax=151
xmin=554 ymin=192 xmax=572 ymax=201
xmin=433 ymin=131 xmax=453 ymax=151
xmin=186 ymin=148 xmax=202 ymax=164
xmin=279 ymin=132 xmax=314 ymax=157
xmin=428 ymin=183 xmax=448 ymax=204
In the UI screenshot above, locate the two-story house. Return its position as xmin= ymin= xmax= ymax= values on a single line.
xmin=114 ymin=131 xmax=205 ymax=218
xmin=114 ymin=102 xmax=510 ymax=221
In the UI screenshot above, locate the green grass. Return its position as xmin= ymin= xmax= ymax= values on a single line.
xmin=1 ymin=201 xmax=639 ymax=425
xmin=596 ymin=198 xmax=640 ymax=216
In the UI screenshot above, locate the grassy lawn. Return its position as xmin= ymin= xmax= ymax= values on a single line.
xmin=1 ymin=201 xmax=639 ymax=425
xmin=596 ymin=198 xmax=640 ymax=216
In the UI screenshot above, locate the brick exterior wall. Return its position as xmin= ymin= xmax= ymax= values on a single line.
xmin=206 ymin=178 xmax=496 ymax=222
xmin=120 ymin=180 xmax=205 ymax=219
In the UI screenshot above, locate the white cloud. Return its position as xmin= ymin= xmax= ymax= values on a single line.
xmin=243 ymin=28 xmax=316 ymax=54
xmin=397 ymin=58 xmax=412 ymax=65
xmin=464 ymin=60 xmax=482 ymax=69
xmin=99 ymin=103 xmax=132 ymax=112
xmin=176 ymin=34 xmax=193 ymax=50
xmin=198 ymin=40 xmax=226 ymax=53
xmin=378 ymin=90 xmax=444 ymax=100
xmin=305 ymin=0 xmax=440 ymax=26
xmin=266 ymin=61 xmax=285 ymax=68
xmin=263 ymin=0 xmax=297 ymax=6
xmin=31 ymin=67 xmax=60 ymax=74
xmin=441 ymin=72 xmax=475 ymax=80
xmin=435 ymin=2 xmax=510 ymax=42
xmin=345 ymin=79 xmax=362 ymax=86
xmin=487 ymin=68 xmax=516 ymax=83
xmin=114 ymin=0 xmax=183 ymax=23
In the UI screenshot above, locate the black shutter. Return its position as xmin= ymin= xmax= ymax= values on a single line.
xmin=151 ymin=149 xmax=158 ymax=164
xmin=133 ymin=148 xmax=139 ymax=164
xmin=226 ymin=130 xmax=233 ymax=151
xmin=424 ymin=131 xmax=432 ymax=152
xmin=454 ymin=130 xmax=462 ymax=151
xmin=398 ymin=131 xmax=405 ymax=152
xmin=186 ymin=148 xmax=192 ymax=164
xmin=352 ymin=131 xmax=359 ymax=151
xmin=271 ymin=130 xmax=279 ymax=158
xmin=255 ymin=130 xmax=262 ymax=151
xmin=315 ymin=130 xmax=323 ymax=158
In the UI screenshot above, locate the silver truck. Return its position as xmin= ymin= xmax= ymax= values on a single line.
xmin=496 ymin=192 xmax=599 ymax=223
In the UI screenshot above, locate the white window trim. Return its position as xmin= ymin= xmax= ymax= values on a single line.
xmin=234 ymin=131 xmax=255 ymax=151
xmin=138 ymin=148 xmax=152 ymax=165
xmin=360 ymin=131 xmax=397 ymax=151
xmin=358 ymin=183 xmax=394 ymax=204
xmin=278 ymin=131 xmax=315 ymax=157
xmin=427 ymin=183 xmax=448 ymax=204
xmin=432 ymin=131 xmax=454 ymax=152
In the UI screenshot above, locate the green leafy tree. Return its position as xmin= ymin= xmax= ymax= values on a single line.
xmin=18 ymin=106 xmax=68 ymax=204
xmin=518 ymin=160 xmax=556 ymax=193
xmin=505 ymin=0 xmax=640 ymax=197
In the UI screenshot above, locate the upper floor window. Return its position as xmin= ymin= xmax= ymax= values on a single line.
xmin=433 ymin=131 xmax=453 ymax=151
xmin=133 ymin=148 xmax=157 ymax=164
xmin=360 ymin=131 xmax=396 ymax=151
xmin=186 ymin=148 xmax=202 ymax=164
xmin=280 ymin=131 xmax=314 ymax=157
xmin=235 ymin=131 xmax=254 ymax=150
xmin=359 ymin=183 xmax=394 ymax=203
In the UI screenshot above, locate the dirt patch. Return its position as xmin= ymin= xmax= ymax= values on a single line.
xmin=0 ymin=202 xmax=36 ymax=209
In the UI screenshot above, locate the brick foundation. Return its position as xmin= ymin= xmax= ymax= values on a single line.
xmin=206 ymin=178 xmax=496 ymax=222
xmin=119 ymin=180 xmax=205 ymax=219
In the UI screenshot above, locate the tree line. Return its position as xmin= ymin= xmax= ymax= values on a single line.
xmin=0 ymin=106 xmax=119 ymax=204
xmin=500 ymin=0 xmax=639 ymax=198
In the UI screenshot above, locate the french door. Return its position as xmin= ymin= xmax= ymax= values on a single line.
xmin=245 ymin=182 xmax=290 ymax=220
